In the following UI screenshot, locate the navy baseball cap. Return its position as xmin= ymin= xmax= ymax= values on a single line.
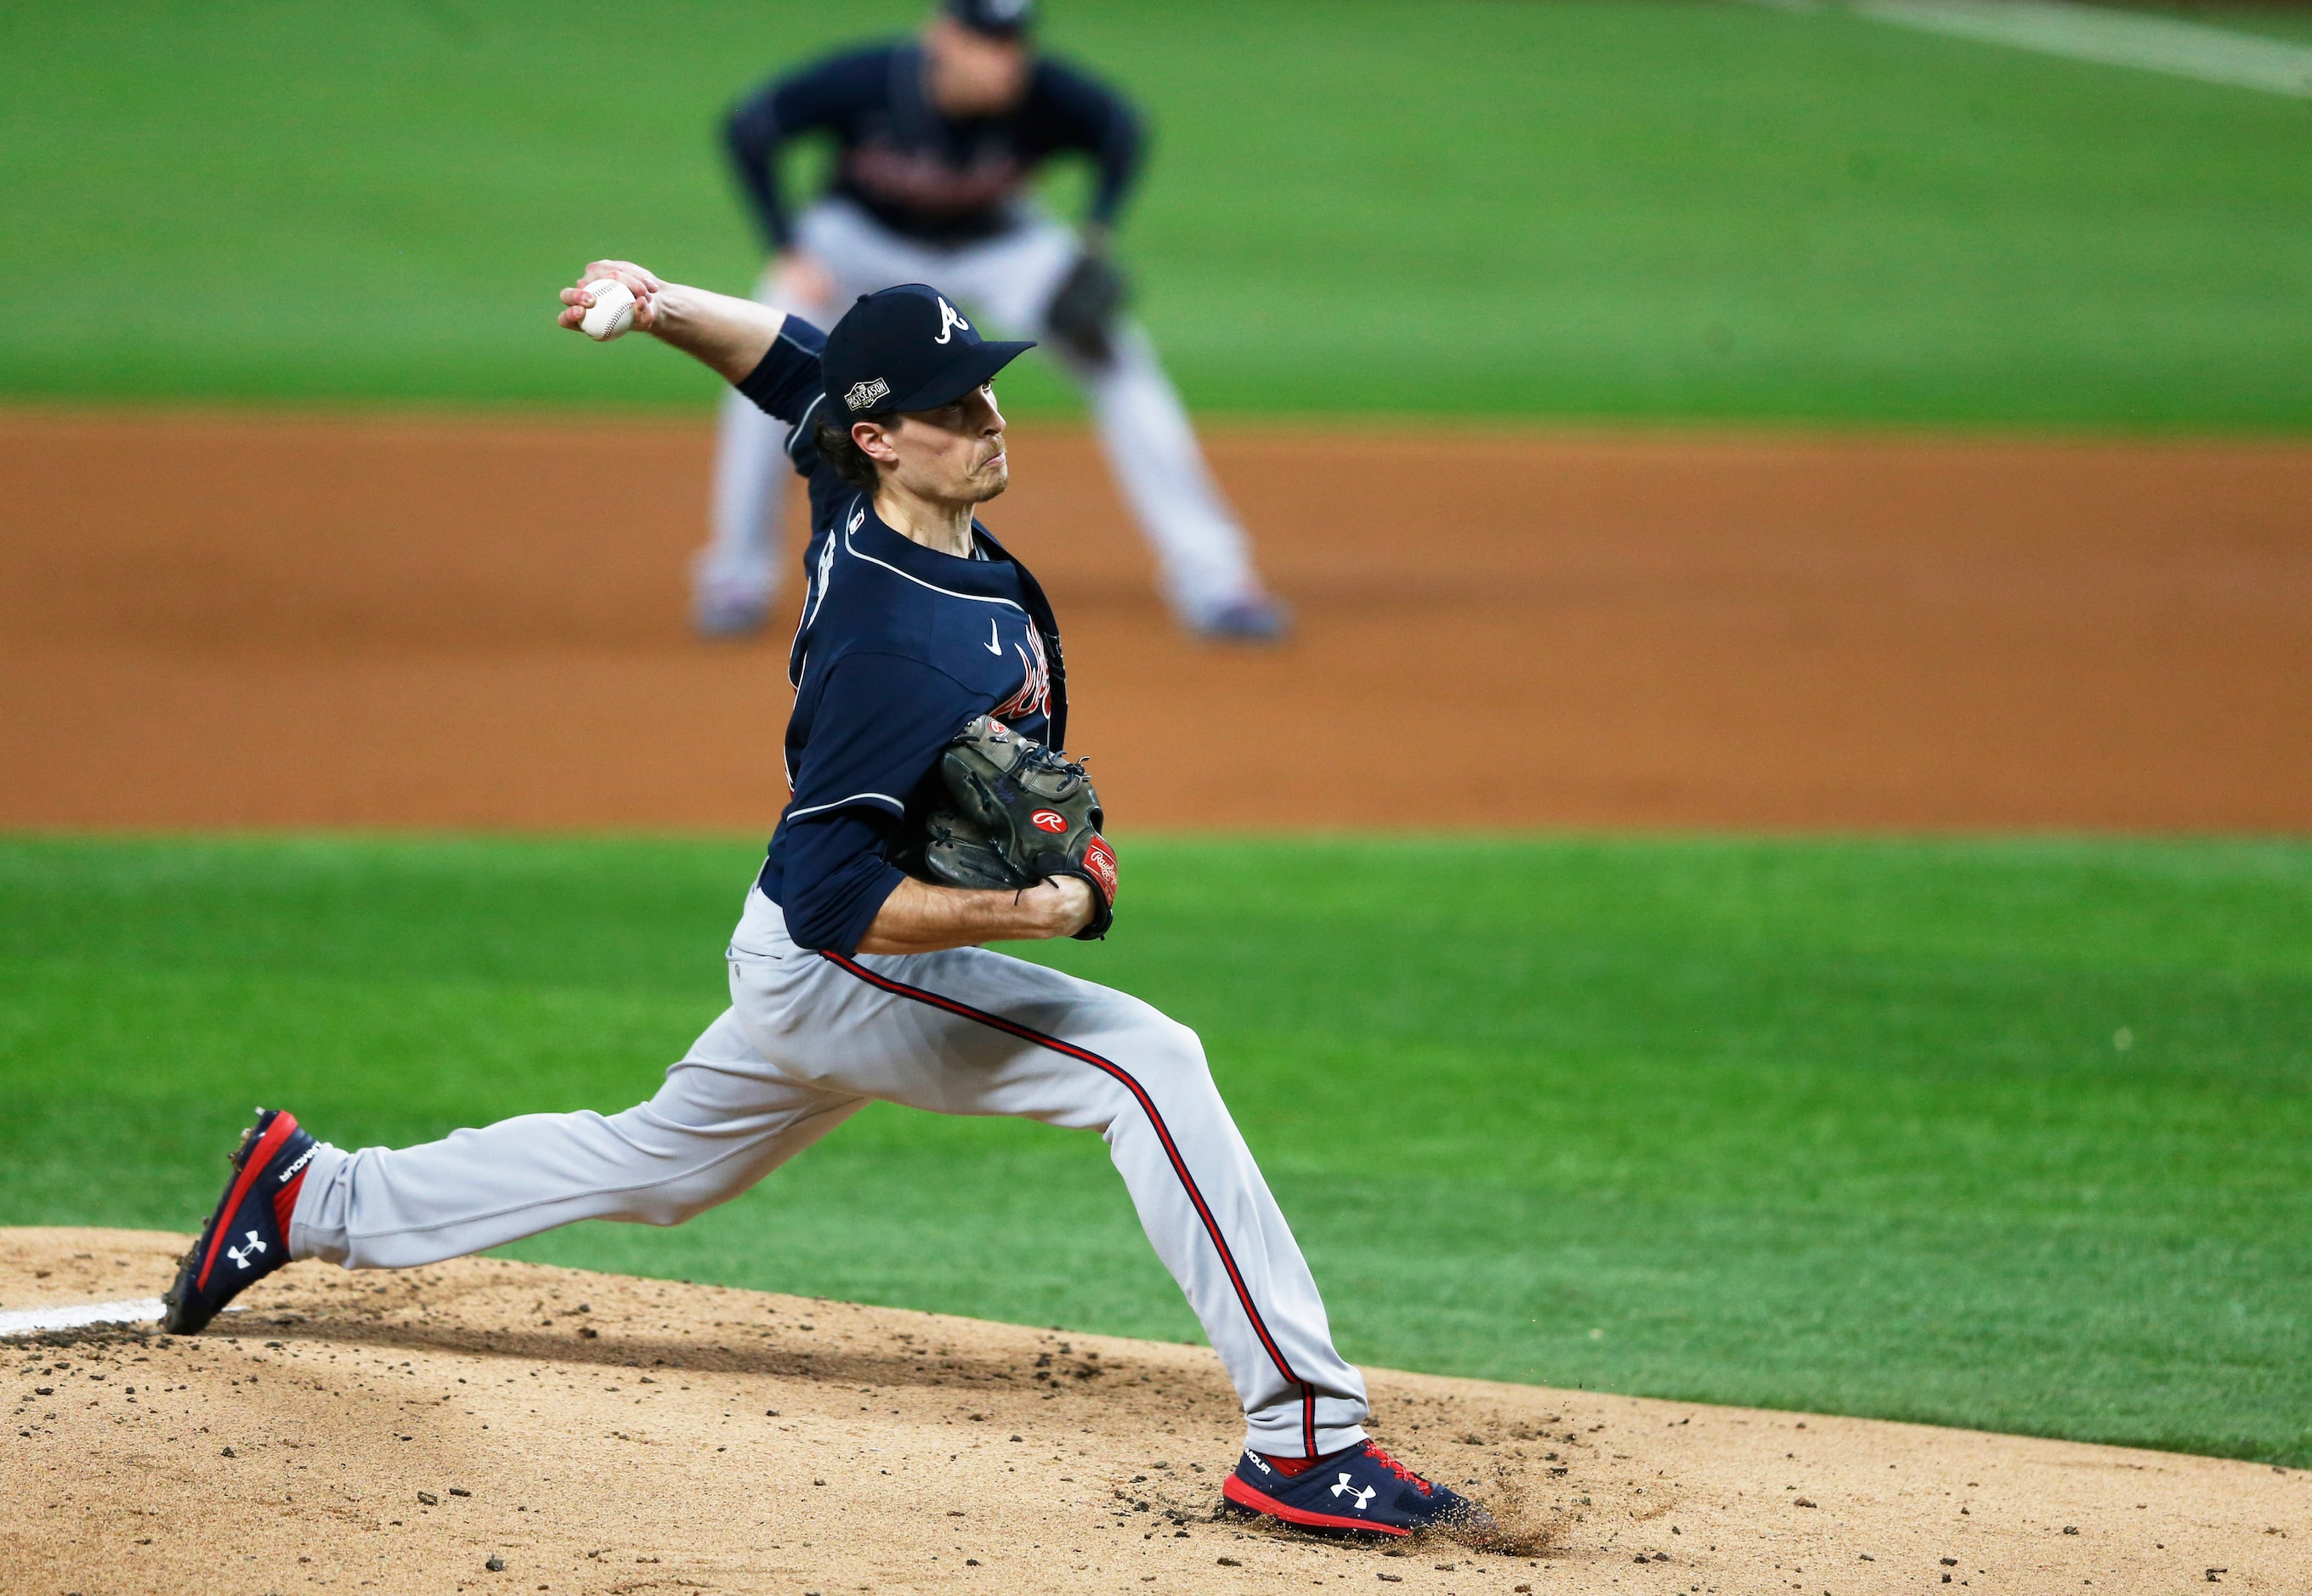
xmin=823 ymin=284 xmax=1034 ymax=418
xmin=945 ymin=0 xmax=1036 ymax=38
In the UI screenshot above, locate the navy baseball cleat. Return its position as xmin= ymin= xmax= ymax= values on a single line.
xmin=691 ymin=568 xmax=774 ymax=639
xmin=1189 ymin=593 xmax=1291 ymax=645
xmin=1221 ymin=1440 xmax=1488 ymax=1539
xmin=162 ymin=1108 xmax=319 ymax=1335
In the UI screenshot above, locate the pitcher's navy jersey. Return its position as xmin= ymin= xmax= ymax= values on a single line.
xmin=726 ymin=40 xmax=1142 ymax=249
xmin=734 ymin=318 xmax=1071 ymax=955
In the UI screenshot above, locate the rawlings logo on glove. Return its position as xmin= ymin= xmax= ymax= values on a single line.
xmin=919 ymin=716 xmax=1117 ymax=939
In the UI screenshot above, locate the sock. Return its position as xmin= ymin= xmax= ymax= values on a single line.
xmin=271 ymin=1168 xmax=308 ymax=1237
xmin=1260 ymin=1440 xmax=1362 ymax=1477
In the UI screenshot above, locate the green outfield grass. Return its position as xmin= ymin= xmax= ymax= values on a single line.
xmin=3 ymin=834 xmax=2306 ymax=1464
xmin=2 ymin=1 xmax=2308 ymax=425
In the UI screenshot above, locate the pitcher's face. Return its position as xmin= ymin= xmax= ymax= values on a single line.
xmin=865 ymin=384 xmax=1011 ymax=507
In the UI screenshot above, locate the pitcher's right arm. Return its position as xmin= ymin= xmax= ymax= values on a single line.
xmin=556 ymin=261 xmax=789 ymax=383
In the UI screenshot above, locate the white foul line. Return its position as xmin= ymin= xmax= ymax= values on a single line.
xmin=1862 ymin=0 xmax=2312 ymax=97
xmin=1737 ymin=0 xmax=2312 ymax=99
xmin=0 ymin=1298 xmax=168 ymax=1337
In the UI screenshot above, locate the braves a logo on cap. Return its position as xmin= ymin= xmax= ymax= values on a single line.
xmin=934 ymin=296 xmax=971 ymax=345
xmin=1030 ymin=809 xmax=1068 ymax=834
xmin=844 ymin=377 xmax=891 ymax=411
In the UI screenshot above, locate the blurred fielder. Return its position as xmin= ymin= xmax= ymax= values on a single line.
xmin=697 ymin=0 xmax=1287 ymax=642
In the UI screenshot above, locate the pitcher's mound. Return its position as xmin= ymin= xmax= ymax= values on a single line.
xmin=1 ymin=1230 xmax=2300 ymax=1593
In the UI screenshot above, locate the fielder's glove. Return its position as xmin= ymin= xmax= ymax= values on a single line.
xmin=920 ymin=715 xmax=1118 ymax=939
xmin=1043 ymin=250 xmax=1130 ymax=366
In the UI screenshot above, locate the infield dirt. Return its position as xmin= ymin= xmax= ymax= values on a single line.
xmin=5 ymin=1228 xmax=2308 ymax=1596
xmin=3 ymin=411 xmax=2308 ymax=831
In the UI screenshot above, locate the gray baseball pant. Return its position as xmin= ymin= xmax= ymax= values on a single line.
xmin=288 ymin=886 xmax=1370 ymax=1459
xmin=701 ymin=198 xmax=1263 ymax=627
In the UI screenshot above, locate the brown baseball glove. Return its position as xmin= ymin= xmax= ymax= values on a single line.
xmin=1043 ymin=250 xmax=1130 ymax=366
xmin=920 ymin=715 xmax=1117 ymax=939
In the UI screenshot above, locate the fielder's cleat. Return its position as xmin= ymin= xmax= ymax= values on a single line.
xmin=1188 ymin=593 xmax=1291 ymax=646
xmin=690 ymin=567 xmax=775 ymax=639
xmin=162 ymin=1108 xmax=318 ymax=1335
xmin=1221 ymin=1440 xmax=1489 ymax=1539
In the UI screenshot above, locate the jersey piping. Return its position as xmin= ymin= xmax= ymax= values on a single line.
xmin=785 ymin=791 xmax=907 ymax=821
xmin=840 ymin=518 xmax=1028 ymax=610
xmin=784 ymin=390 xmax=830 ymax=467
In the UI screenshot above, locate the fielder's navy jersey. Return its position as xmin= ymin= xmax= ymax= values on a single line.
xmin=727 ymin=41 xmax=1142 ymax=248
xmin=734 ymin=319 xmax=1071 ymax=955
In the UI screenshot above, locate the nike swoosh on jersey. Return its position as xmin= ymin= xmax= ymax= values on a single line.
xmin=985 ymin=618 xmax=1003 ymax=654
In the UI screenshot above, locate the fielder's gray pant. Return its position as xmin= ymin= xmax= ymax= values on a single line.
xmin=701 ymin=198 xmax=1263 ymax=626
xmin=289 ymin=887 xmax=1370 ymax=1459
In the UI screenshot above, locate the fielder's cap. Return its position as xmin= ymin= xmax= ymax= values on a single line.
xmin=822 ymin=284 xmax=1034 ymax=417
xmin=945 ymin=0 xmax=1036 ymax=39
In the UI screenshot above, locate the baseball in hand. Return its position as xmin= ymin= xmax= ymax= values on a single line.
xmin=579 ymin=279 xmax=637 ymax=342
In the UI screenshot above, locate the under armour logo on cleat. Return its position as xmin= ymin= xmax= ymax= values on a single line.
xmin=225 ymin=1231 xmax=268 ymax=1271
xmin=1330 ymin=1474 xmax=1377 ymax=1511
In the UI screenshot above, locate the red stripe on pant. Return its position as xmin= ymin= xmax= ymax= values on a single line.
xmin=821 ymin=950 xmax=1320 ymax=1459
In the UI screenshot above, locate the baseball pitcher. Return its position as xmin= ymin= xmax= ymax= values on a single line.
xmin=162 ymin=262 xmax=1483 ymax=1542
xmin=696 ymin=0 xmax=1286 ymax=643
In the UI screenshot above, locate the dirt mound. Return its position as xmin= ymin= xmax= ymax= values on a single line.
xmin=3 ymin=1230 xmax=2304 ymax=1594
xmin=3 ymin=411 xmax=2309 ymax=831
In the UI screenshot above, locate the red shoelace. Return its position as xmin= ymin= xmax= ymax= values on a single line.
xmin=1360 ymin=1441 xmax=1434 ymax=1496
